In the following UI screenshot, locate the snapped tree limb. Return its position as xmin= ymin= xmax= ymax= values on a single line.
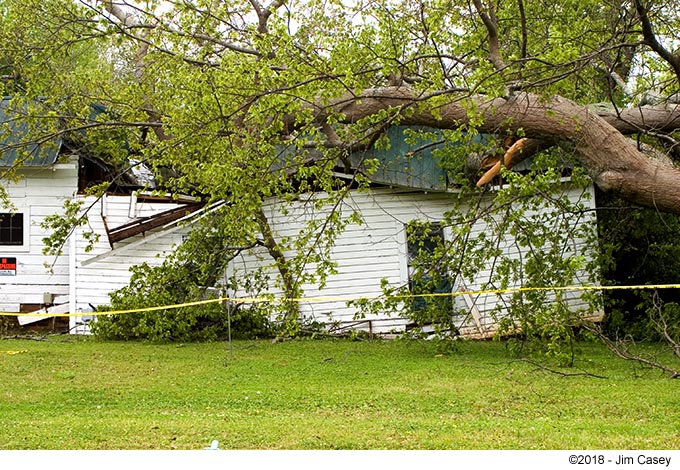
xmin=283 ymin=86 xmax=680 ymax=214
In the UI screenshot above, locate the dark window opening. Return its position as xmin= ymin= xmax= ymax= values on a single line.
xmin=405 ymin=221 xmax=452 ymax=312
xmin=0 ymin=213 xmax=24 ymax=246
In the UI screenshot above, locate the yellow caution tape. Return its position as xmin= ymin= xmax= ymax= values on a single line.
xmin=1 ymin=350 xmax=28 ymax=355
xmin=0 ymin=283 xmax=679 ymax=318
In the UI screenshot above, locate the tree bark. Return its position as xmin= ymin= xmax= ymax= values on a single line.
xmin=287 ymin=87 xmax=680 ymax=214
xmin=254 ymin=207 xmax=300 ymax=322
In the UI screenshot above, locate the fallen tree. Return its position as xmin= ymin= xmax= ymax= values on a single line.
xmin=2 ymin=0 xmax=680 ymax=358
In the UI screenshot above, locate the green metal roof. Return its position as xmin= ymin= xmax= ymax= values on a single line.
xmin=0 ymin=97 xmax=63 ymax=167
xmin=275 ymin=126 xmax=490 ymax=191
xmin=349 ymin=126 xmax=450 ymax=191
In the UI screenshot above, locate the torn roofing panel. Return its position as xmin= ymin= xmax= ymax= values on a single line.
xmin=0 ymin=97 xmax=63 ymax=167
xmin=106 ymin=201 xmax=206 ymax=245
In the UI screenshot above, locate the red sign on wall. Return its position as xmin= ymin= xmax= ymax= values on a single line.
xmin=0 ymin=257 xmax=17 ymax=276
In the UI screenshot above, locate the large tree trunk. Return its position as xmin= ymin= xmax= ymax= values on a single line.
xmin=291 ymin=87 xmax=680 ymax=214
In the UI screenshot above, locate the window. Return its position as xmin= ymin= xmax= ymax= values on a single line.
xmin=0 ymin=213 xmax=24 ymax=246
xmin=405 ymin=221 xmax=452 ymax=313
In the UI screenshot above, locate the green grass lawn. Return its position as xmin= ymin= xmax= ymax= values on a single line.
xmin=0 ymin=336 xmax=678 ymax=450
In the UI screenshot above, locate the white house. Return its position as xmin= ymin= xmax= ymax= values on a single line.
xmin=0 ymin=165 xmax=202 ymax=332
xmin=0 ymin=155 xmax=77 ymax=320
xmin=0 ymin=97 xmax=203 ymax=332
xmin=228 ymin=183 xmax=599 ymax=338
xmin=1 ymin=99 xmax=600 ymax=337
xmin=226 ymin=126 xmax=601 ymax=338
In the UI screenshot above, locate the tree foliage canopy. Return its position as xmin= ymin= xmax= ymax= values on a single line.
xmin=2 ymin=0 xmax=680 ymax=351
xmin=1 ymin=0 xmax=680 ymax=209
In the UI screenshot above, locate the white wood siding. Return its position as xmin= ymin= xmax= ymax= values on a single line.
xmin=230 ymin=185 xmax=599 ymax=336
xmin=0 ymin=161 xmax=78 ymax=311
xmin=70 ymin=194 xmax=193 ymax=331
xmin=0 ymin=160 xmax=196 ymax=328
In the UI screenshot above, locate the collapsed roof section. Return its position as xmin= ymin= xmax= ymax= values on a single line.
xmin=0 ymin=97 xmax=205 ymax=246
xmin=104 ymin=193 xmax=206 ymax=245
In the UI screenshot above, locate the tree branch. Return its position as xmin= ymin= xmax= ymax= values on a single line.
xmin=282 ymin=86 xmax=680 ymax=214
xmin=96 ymin=0 xmax=139 ymax=28
xmin=517 ymin=0 xmax=528 ymax=65
xmin=254 ymin=207 xmax=300 ymax=321
xmin=249 ymin=0 xmax=286 ymax=34
xmin=518 ymin=358 xmax=608 ymax=379
xmin=476 ymin=137 xmax=528 ymax=186
xmin=472 ymin=0 xmax=506 ymax=71
xmin=586 ymin=323 xmax=680 ymax=379
xmin=94 ymin=1 xmax=261 ymax=59
xmin=633 ymin=0 xmax=680 ymax=84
